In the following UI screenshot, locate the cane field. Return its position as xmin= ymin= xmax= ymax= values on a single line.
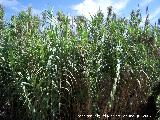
xmin=0 ymin=5 xmax=160 ymax=120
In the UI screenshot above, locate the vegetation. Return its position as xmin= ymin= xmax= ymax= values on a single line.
xmin=0 ymin=5 xmax=160 ymax=120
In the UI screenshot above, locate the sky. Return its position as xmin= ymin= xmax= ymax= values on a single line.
xmin=0 ymin=0 xmax=160 ymax=24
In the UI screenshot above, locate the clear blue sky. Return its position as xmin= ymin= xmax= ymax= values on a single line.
xmin=0 ymin=0 xmax=160 ymax=24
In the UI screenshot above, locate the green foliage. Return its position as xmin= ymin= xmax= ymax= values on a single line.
xmin=0 ymin=6 xmax=160 ymax=120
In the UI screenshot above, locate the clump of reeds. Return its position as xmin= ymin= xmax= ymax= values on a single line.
xmin=0 ymin=5 xmax=160 ymax=120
